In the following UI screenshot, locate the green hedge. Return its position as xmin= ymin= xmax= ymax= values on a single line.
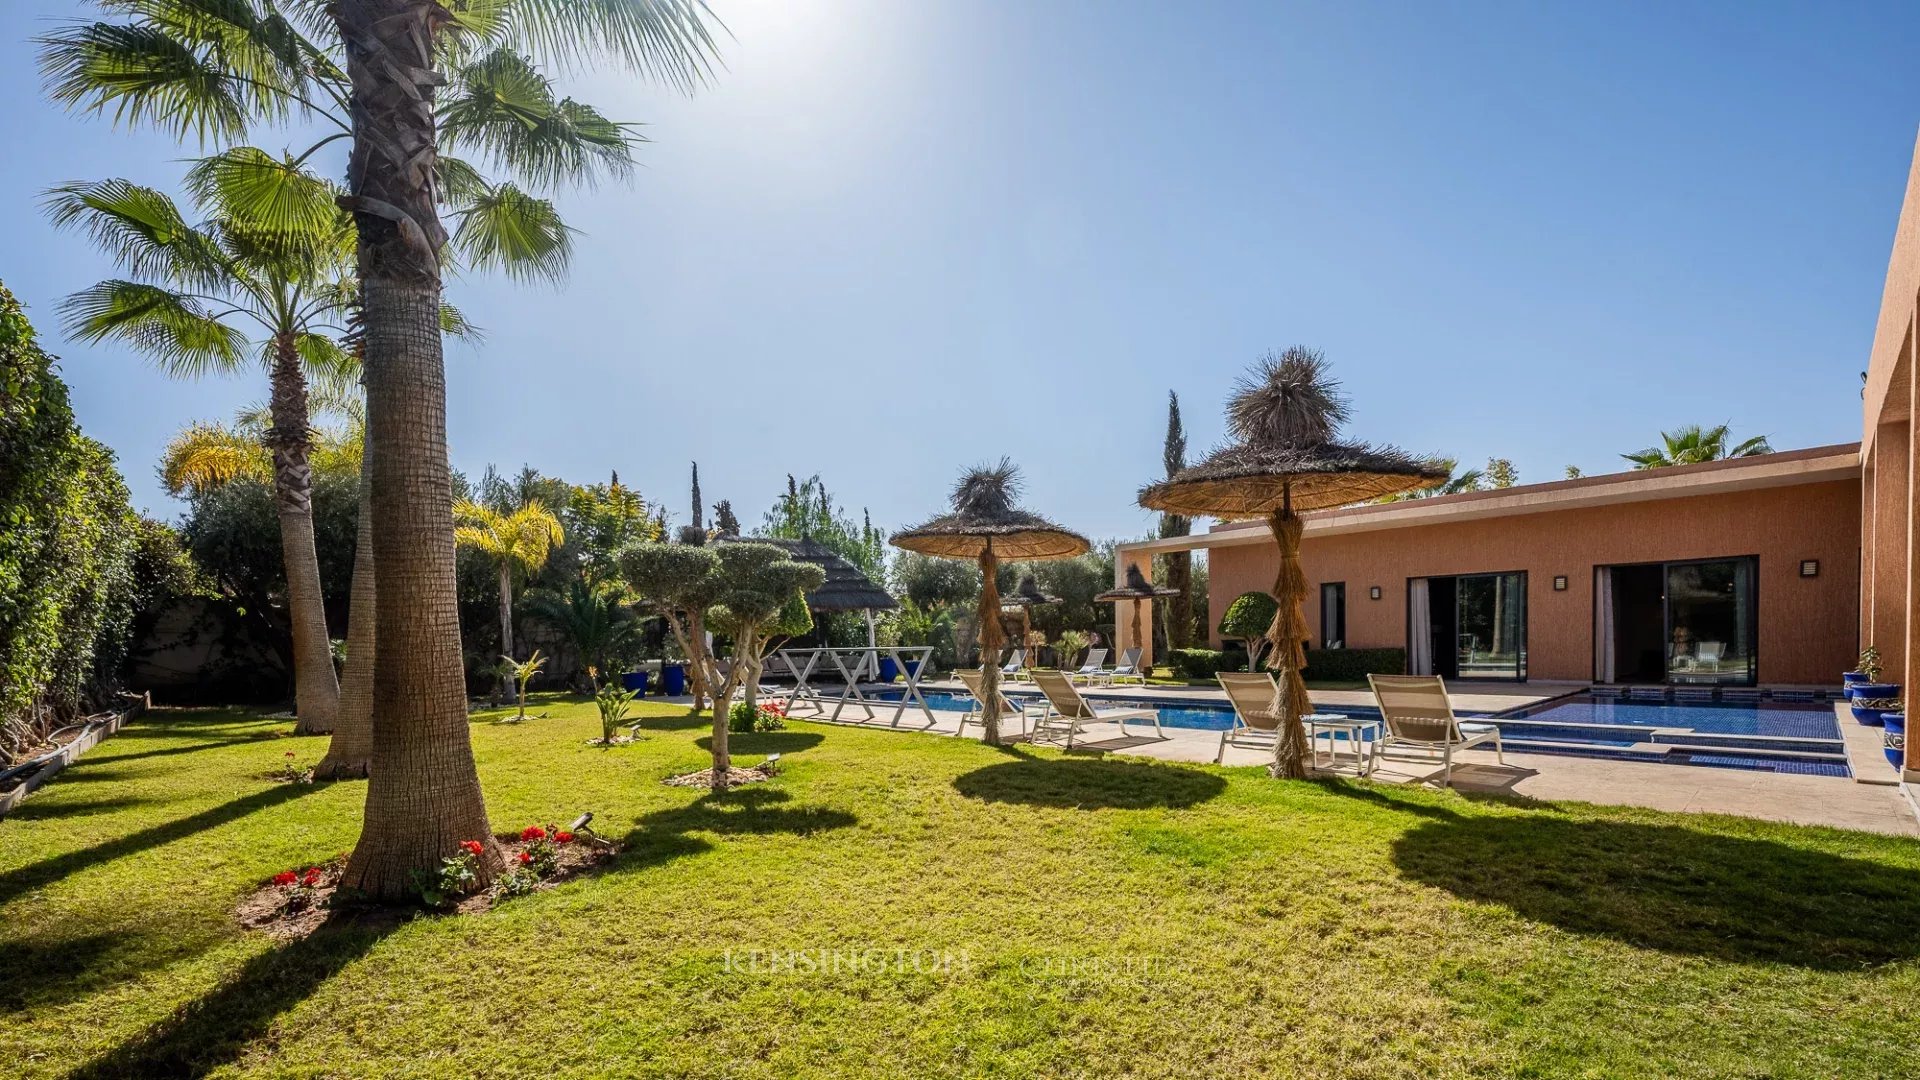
xmin=1169 ymin=646 xmax=1405 ymax=682
xmin=1 ymin=283 xmax=141 ymax=753
xmin=1303 ymin=647 xmax=1406 ymax=681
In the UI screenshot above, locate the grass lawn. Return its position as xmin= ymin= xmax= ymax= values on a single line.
xmin=4 ymin=695 xmax=1919 ymax=1078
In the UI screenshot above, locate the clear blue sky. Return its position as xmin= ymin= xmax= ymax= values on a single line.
xmin=3 ymin=1 xmax=1916 ymax=541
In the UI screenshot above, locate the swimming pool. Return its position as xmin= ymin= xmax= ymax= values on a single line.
xmin=872 ymin=687 xmax=1848 ymax=777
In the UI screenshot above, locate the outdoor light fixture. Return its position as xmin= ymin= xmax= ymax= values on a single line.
xmin=1553 ymin=575 xmax=1568 ymax=591
xmin=569 ymin=812 xmax=594 ymax=833
xmin=1800 ymin=560 xmax=1820 ymax=578
xmin=1368 ymin=586 xmax=1382 ymax=600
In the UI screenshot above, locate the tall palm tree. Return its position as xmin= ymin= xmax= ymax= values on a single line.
xmin=1623 ymin=424 xmax=1773 ymax=469
xmin=41 ymin=2 xmax=716 ymax=894
xmin=454 ymin=499 xmax=565 ymax=694
xmin=47 ymin=176 xmax=357 ymax=734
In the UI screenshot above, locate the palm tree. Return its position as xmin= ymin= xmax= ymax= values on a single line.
xmin=454 ymin=499 xmax=565 ymax=695
xmin=47 ymin=176 xmax=357 ymax=734
xmin=523 ymin=576 xmax=640 ymax=691
xmin=42 ymin=1 xmax=718 ymax=895
xmin=1382 ymin=458 xmax=1483 ymax=501
xmin=1623 ymin=424 xmax=1773 ymax=469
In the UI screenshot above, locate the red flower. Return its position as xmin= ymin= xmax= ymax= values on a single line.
xmin=516 ymin=850 xmax=533 ymax=865
xmin=520 ymin=825 xmax=548 ymax=842
xmin=285 ymin=751 xmax=296 ymax=758
xmin=301 ymin=867 xmax=322 ymax=887
xmin=273 ymin=871 xmax=297 ymax=887
xmin=554 ymin=831 xmax=575 ymax=844
xmin=458 ymin=840 xmax=485 ymax=857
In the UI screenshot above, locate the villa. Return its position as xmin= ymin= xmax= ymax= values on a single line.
xmin=1114 ymin=130 xmax=1920 ymax=796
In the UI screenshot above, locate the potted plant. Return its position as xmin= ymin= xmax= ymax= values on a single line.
xmin=1851 ymin=691 xmax=1901 ymax=727
xmin=1883 ymin=711 xmax=1906 ymax=770
xmin=1844 ymin=646 xmax=1880 ymax=697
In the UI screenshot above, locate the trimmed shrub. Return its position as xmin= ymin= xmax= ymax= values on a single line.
xmin=1169 ymin=647 xmax=1248 ymax=680
xmin=1304 ymin=647 xmax=1406 ymax=682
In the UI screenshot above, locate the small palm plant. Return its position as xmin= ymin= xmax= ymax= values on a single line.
xmin=1623 ymin=424 xmax=1772 ymax=469
xmin=502 ymin=650 xmax=546 ymax=721
xmin=595 ymin=683 xmax=641 ymax=745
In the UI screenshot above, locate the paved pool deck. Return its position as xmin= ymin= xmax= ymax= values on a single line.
xmin=765 ymin=681 xmax=1919 ymax=838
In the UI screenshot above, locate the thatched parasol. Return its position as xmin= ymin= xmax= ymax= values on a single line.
xmin=1095 ymin=563 xmax=1179 ymax=662
xmin=1001 ymin=572 xmax=1060 ymax=650
xmin=892 ymin=461 xmax=1089 ymax=745
xmin=1138 ymin=348 xmax=1444 ymax=777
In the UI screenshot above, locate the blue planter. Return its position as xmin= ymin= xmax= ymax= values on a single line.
xmin=1850 ymin=684 xmax=1901 ymax=726
xmin=661 ymin=664 xmax=686 ymax=697
xmin=878 ymin=657 xmax=900 ymax=683
xmin=620 ymin=671 xmax=650 ymax=695
xmin=1843 ymin=672 xmax=1868 ymax=697
xmin=1884 ymin=713 xmax=1907 ymax=770
xmin=905 ymin=659 xmax=923 ymax=677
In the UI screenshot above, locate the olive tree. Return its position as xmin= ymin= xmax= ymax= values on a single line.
xmin=1219 ymin=592 xmax=1279 ymax=671
xmin=621 ymin=540 xmax=822 ymax=791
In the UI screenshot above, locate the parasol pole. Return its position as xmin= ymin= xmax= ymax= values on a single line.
xmin=1265 ymin=481 xmax=1313 ymax=778
xmin=977 ymin=539 xmax=1005 ymax=745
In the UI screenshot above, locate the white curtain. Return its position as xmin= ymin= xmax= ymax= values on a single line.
xmin=1593 ymin=566 xmax=1615 ymax=683
xmin=1407 ymin=578 xmax=1433 ymax=676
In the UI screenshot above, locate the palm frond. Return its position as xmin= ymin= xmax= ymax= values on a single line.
xmin=477 ymin=0 xmax=724 ymax=91
xmin=39 ymin=20 xmax=252 ymax=143
xmin=60 ymin=279 xmax=249 ymax=377
xmin=448 ymin=180 xmax=575 ymax=282
xmin=43 ymin=179 xmax=231 ymax=289
xmin=440 ymin=300 xmax=484 ymax=342
xmin=161 ymin=419 xmax=270 ymax=495
xmin=293 ymin=331 xmax=358 ymax=391
xmin=186 ymin=146 xmax=346 ymax=238
xmin=441 ymin=49 xmax=638 ymax=190
xmin=1227 ymin=346 xmax=1350 ymax=447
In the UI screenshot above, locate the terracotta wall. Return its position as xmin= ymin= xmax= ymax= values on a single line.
xmin=1206 ymin=479 xmax=1861 ymax=685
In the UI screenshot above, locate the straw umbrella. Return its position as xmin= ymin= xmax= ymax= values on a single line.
xmin=1095 ymin=563 xmax=1179 ymax=666
xmin=1002 ymin=572 xmax=1061 ymax=658
xmin=892 ymin=462 xmax=1089 ymax=745
xmin=1138 ymin=349 xmax=1444 ymax=777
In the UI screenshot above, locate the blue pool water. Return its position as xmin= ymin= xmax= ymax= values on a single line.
xmin=873 ymin=688 xmax=1848 ymax=777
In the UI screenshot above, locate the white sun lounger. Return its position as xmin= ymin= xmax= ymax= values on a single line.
xmin=1029 ymin=670 xmax=1163 ymax=748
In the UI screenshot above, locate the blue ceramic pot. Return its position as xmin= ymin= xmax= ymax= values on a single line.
xmin=878 ymin=657 xmax=900 ymax=683
xmin=661 ymin=664 xmax=686 ymax=697
xmin=1843 ymin=672 xmax=1868 ymax=697
xmin=620 ymin=670 xmax=650 ymax=695
xmin=1883 ymin=712 xmax=1906 ymax=770
xmin=1851 ymin=684 xmax=1901 ymax=726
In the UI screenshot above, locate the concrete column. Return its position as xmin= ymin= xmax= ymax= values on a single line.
xmin=1872 ymin=421 xmax=1910 ymax=685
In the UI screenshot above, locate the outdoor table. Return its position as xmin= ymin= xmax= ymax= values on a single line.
xmin=775 ymin=646 xmax=936 ymax=728
xmin=1304 ymin=712 xmax=1382 ymax=776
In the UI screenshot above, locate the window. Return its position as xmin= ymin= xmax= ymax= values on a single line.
xmin=1320 ymin=582 xmax=1346 ymax=649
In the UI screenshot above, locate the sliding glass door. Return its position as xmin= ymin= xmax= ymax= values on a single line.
xmin=1455 ymin=572 xmax=1527 ymax=680
xmin=1665 ymin=558 xmax=1756 ymax=685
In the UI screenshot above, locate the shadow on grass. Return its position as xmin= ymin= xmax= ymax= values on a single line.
xmin=952 ymin=750 xmax=1227 ymax=810
xmin=63 ymin=915 xmax=389 ymax=1079
xmin=633 ymin=708 xmax=712 ymax=732
xmin=89 ymin=735 xmax=286 ymax=767
xmin=1392 ymin=813 xmax=1920 ymax=969
xmin=613 ymin=787 xmax=858 ymax=872
xmin=0 ymin=784 xmax=318 ymax=906
xmin=695 ymin=731 xmax=825 ymax=756
xmin=2 ymin=795 xmax=163 ymax=822
xmin=0 ymin=931 xmax=128 ymax=1014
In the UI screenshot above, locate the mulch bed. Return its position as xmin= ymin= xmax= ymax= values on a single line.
xmin=663 ymin=762 xmax=778 ymax=788
xmin=236 ymin=833 xmax=621 ymax=941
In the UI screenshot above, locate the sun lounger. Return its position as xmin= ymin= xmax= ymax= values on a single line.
xmin=1068 ymin=648 xmax=1110 ymax=685
xmin=1104 ymin=647 xmax=1147 ymax=686
xmin=1366 ymin=674 xmax=1504 ymax=787
xmin=954 ymin=667 xmax=1032 ymax=737
xmin=1029 ymin=670 xmax=1163 ymax=748
xmin=999 ymin=648 xmax=1031 ymax=683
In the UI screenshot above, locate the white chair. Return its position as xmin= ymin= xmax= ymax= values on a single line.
xmin=1104 ymin=647 xmax=1147 ymax=686
xmin=1366 ymin=674 xmax=1504 ymax=787
xmin=1068 ymin=648 xmax=1110 ymax=685
xmin=1215 ymin=672 xmax=1284 ymax=763
xmin=1696 ymin=641 xmax=1724 ymax=672
xmin=998 ymin=649 xmax=1029 ymax=683
xmin=953 ymin=667 xmax=1032 ymax=738
xmin=1030 ymin=670 xmax=1163 ymax=748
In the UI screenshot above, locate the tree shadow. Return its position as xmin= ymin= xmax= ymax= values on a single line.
xmin=0 ymin=784 xmax=318 ymax=906
xmin=63 ymin=913 xmax=390 ymax=1079
xmin=611 ymin=787 xmax=859 ymax=874
xmin=2 ymin=795 xmax=161 ymax=822
xmin=952 ymin=751 xmax=1227 ymax=810
xmin=633 ymin=708 xmax=712 ymax=732
xmin=1392 ymin=814 xmax=1920 ymax=970
xmin=0 ymin=931 xmax=128 ymax=1014
xmin=88 ymin=736 xmax=285 ymax=767
xmin=694 ymin=731 xmax=825 ymax=756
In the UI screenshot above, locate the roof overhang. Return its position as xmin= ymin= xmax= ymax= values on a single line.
xmin=1121 ymin=443 xmax=1861 ymax=555
xmin=1862 ymin=126 xmax=1920 ymax=459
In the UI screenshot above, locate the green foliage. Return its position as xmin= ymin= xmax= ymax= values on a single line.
xmin=1857 ymin=646 xmax=1883 ymax=683
xmin=0 ymin=283 xmax=143 ymax=757
xmin=727 ymin=699 xmax=787 ymax=733
xmin=594 ymin=683 xmax=639 ymax=743
xmin=1168 ymin=648 xmax=1233 ymax=680
xmin=1218 ymin=592 xmax=1279 ymax=642
xmin=1624 ymin=424 xmax=1773 ymax=469
xmin=891 ymin=550 xmax=979 ymax=610
xmin=524 ymin=576 xmax=640 ymax=686
xmin=892 ymin=598 xmax=960 ymax=670
xmin=759 ymin=473 xmax=887 ymax=584
xmin=1303 ymin=647 xmax=1407 ymax=682
xmin=1485 ymin=458 xmax=1518 ymax=489
xmin=1055 ymin=630 xmax=1091 ymax=669
xmin=562 ymin=472 xmax=661 ymax=583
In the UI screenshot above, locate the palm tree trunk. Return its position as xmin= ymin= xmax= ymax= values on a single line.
xmin=336 ymin=0 xmax=498 ymax=900
xmin=316 ymin=444 xmax=375 ymax=779
xmin=266 ymin=332 xmax=341 ymax=735
xmin=497 ymin=562 xmax=516 ymax=698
